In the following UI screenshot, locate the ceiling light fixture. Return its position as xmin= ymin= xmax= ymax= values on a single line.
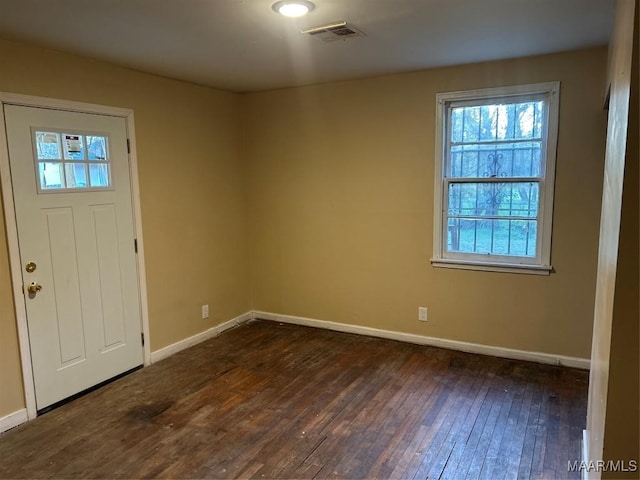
xmin=272 ymin=0 xmax=315 ymax=18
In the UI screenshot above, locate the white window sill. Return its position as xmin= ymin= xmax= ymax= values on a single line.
xmin=431 ymin=258 xmax=552 ymax=275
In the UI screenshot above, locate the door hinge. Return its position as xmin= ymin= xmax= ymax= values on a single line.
xmin=141 ymin=332 xmax=145 ymax=346
xmin=134 ymin=238 xmax=138 ymax=253
xmin=126 ymin=139 xmax=131 ymax=154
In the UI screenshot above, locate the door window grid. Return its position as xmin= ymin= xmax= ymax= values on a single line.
xmin=33 ymin=130 xmax=111 ymax=192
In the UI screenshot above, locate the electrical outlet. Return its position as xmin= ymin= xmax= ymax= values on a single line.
xmin=202 ymin=304 xmax=209 ymax=319
xmin=418 ymin=307 xmax=428 ymax=322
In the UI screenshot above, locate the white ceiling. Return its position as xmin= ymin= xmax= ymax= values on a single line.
xmin=0 ymin=0 xmax=616 ymax=93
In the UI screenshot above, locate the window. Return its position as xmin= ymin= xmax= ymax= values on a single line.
xmin=33 ymin=129 xmax=112 ymax=192
xmin=432 ymin=82 xmax=559 ymax=274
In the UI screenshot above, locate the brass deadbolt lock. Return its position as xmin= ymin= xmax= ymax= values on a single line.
xmin=27 ymin=282 xmax=42 ymax=295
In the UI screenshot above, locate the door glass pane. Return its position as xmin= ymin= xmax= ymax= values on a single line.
xmin=62 ymin=134 xmax=84 ymax=160
xmin=89 ymin=163 xmax=110 ymax=187
xmin=35 ymin=132 xmax=62 ymax=160
xmin=34 ymin=130 xmax=112 ymax=193
xmin=65 ymin=163 xmax=88 ymax=188
xmin=86 ymin=136 xmax=108 ymax=160
xmin=38 ymin=162 xmax=64 ymax=189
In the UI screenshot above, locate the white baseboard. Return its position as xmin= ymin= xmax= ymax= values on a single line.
xmin=0 ymin=408 xmax=28 ymax=434
xmin=150 ymin=311 xmax=253 ymax=364
xmin=253 ymin=311 xmax=591 ymax=370
xmin=1 ymin=310 xmax=588 ymax=435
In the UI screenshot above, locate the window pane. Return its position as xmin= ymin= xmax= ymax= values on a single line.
xmin=449 ymin=143 xmax=542 ymax=178
xmin=448 ymin=182 xmax=539 ymax=218
xmin=533 ymin=101 xmax=544 ymax=138
xmin=62 ymin=134 xmax=84 ymax=160
xmin=89 ymin=163 xmax=110 ymax=187
xmin=447 ymin=218 xmax=537 ymax=257
xmin=35 ymin=132 xmax=62 ymax=160
xmin=481 ymin=106 xmax=496 ymax=140
xmin=38 ymin=162 xmax=64 ymax=189
xmin=462 ymin=107 xmax=480 ymax=142
xmin=520 ymin=102 xmax=544 ymax=139
xmin=451 ymin=107 xmax=463 ymax=143
xmin=451 ymin=100 xmax=544 ymax=144
xmin=64 ymin=163 xmax=88 ymax=188
xmin=86 ymin=136 xmax=108 ymax=160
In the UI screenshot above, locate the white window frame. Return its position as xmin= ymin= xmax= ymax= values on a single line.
xmin=431 ymin=82 xmax=560 ymax=275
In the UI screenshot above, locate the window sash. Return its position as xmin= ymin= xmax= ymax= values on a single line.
xmin=445 ymin=99 xmax=549 ymax=180
xmin=443 ymin=177 xmax=544 ymax=260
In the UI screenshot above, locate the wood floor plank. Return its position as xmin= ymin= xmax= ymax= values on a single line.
xmin=367 ymin=354 xmax=447 ymax=479
xmin=326 ymin=352 xmax=439 ymax=479
xmin=438 ymin=383 xmax=491 ymax=479
xmin=517 ymin=383 xmax=545 ymax=479
xmin=463 ymin=383 xmax=514 ymax=479
xmin=0 ymin=320 xmax=588 ymax=480
xmin=486 ymin=378 xmax=534 ymax=480
xmin=420 ymin=367 xmax=489 ymax=479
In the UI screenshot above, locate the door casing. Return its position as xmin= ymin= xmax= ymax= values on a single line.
xmin=0 ymin=93 xmax=151 ymax=420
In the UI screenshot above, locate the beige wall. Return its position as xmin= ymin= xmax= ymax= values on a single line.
xmin=0 ymin=40 xmax=611 ymax=421
xmin=244 ymin=47 xmax=608 ymax=358
xmin=0 ymin=39 xmax=250 ymax=417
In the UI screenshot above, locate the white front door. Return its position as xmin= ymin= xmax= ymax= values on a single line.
xmin=4 ymin=105 xmax=143 ymax=411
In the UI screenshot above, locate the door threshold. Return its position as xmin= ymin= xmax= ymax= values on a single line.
xmin=37 ymin=364 xmax=143 ymax=416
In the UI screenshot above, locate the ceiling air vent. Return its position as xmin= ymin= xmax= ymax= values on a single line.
xmin=301 ymin=21 xmax=366 ymax=42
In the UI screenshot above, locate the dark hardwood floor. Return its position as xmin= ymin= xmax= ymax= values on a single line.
xmin=0 ymin=320 xmax=588 ymax=479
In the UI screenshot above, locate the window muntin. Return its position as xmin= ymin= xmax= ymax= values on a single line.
xmin=433 ymin=83 xmax=559 ymax=273
xmin=33 ymin=130 xmax=112 ymax=192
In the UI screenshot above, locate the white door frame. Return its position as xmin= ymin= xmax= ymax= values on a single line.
xmin=0 ymin=93 xmax=151 ymax=420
